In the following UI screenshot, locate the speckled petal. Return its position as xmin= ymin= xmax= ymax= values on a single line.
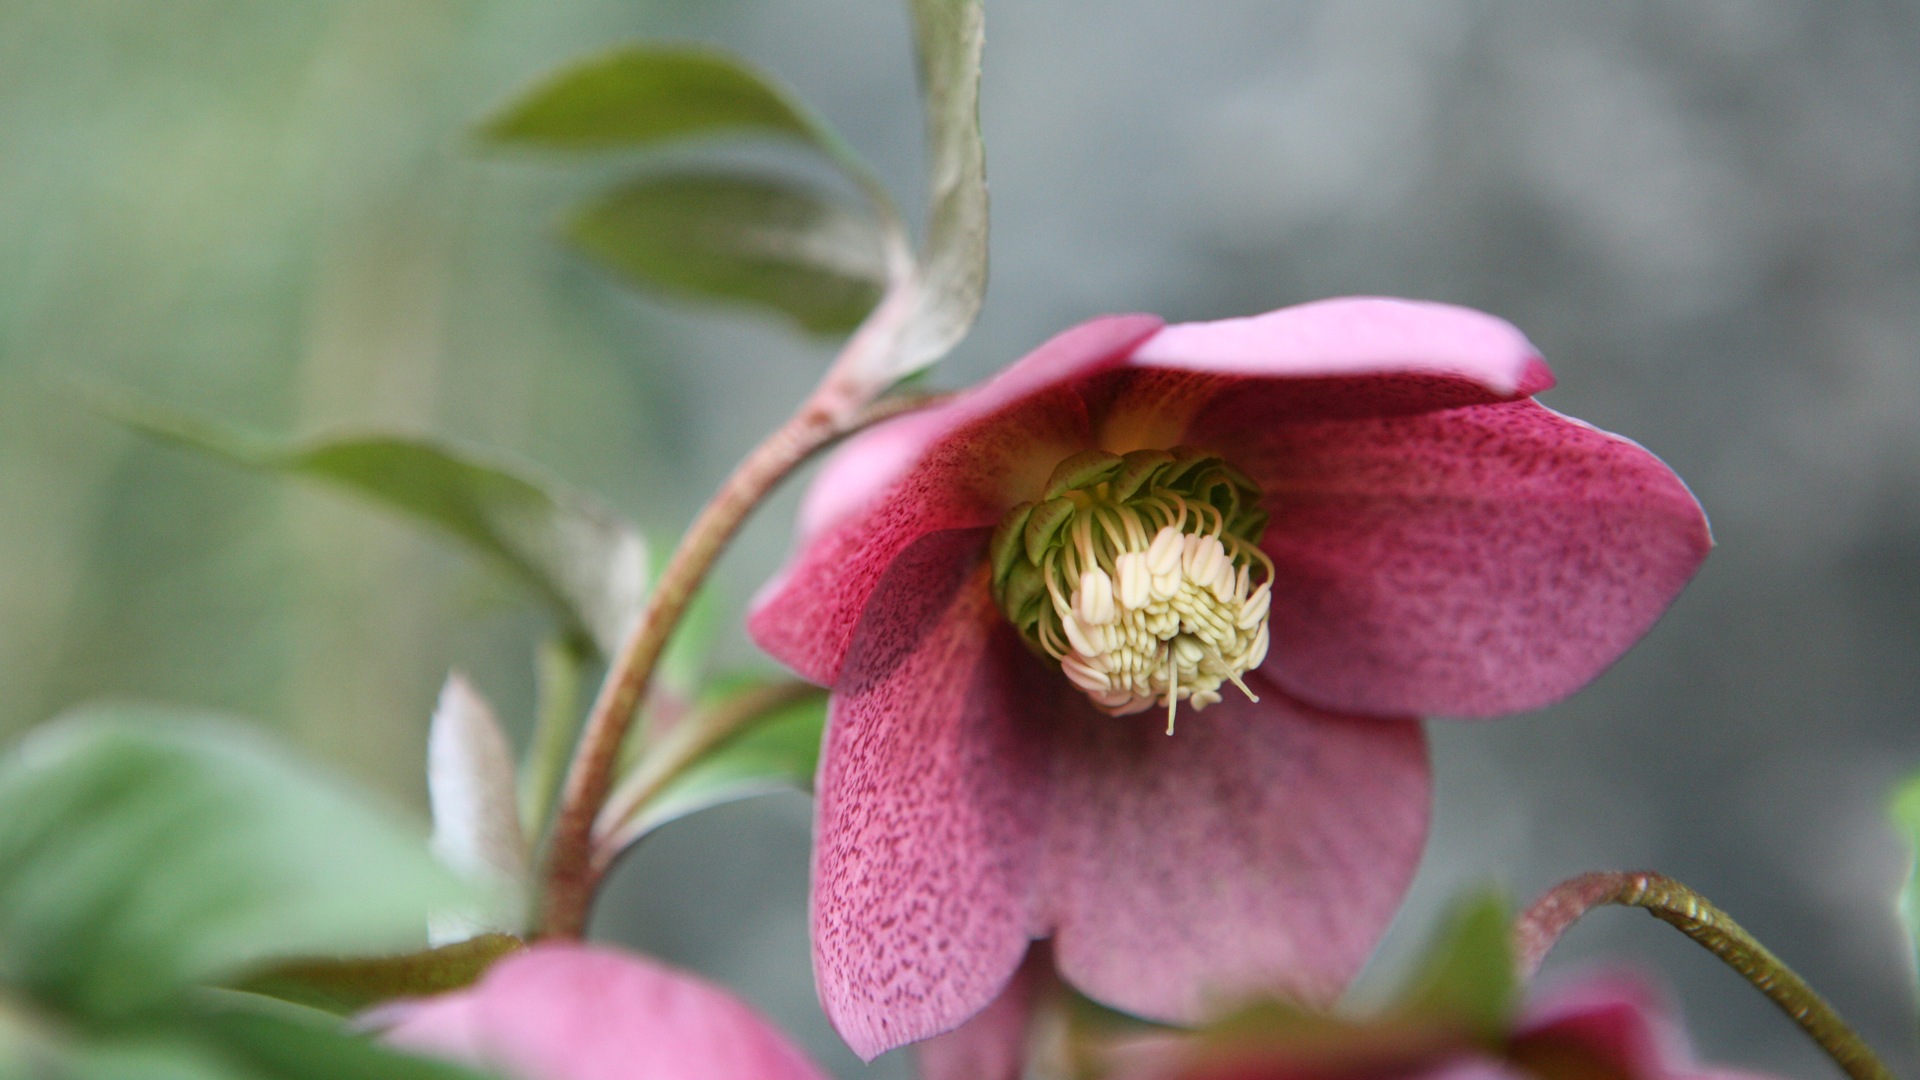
xmin=811 ymin=530 xmax=1052 ymax=1059
xmin=1043 ymin=679 xmax=1429 ymax=1022
xmin=1237 ymin=399 xmax=1711 ymax=718
xmin=379 ymin=943 xmax=827 ymax=1080
xmin=751 ymin=315 xmax=1160 ymax=685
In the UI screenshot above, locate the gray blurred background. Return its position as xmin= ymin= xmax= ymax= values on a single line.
xmin=2 ymin=1 xmax=1917 ymax=1076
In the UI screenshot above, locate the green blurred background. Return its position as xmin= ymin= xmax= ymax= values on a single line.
xmin=4 ymin=3 xmax=1919 ymax=1078
xmin=0 ymin=0 xmax=717 ymax=792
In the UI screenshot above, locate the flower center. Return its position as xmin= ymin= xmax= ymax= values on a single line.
xmin=988 ymin=447 xmax=1273 ymax=733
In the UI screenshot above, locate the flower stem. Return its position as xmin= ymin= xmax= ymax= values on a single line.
xmin=535 ymin=389 xmax=946 ymax=939
xmin=1514 ymin=871 xmax=1893 ymax=1080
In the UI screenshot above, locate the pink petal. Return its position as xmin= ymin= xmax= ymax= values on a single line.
xmin=916 ymin=944 xmax=1055 ymax=1080
xmin=1230 ymin=399 xmax=1710 ymax=718
xmin=1514 ymin=973 xmax=1788 ymax=1080
xmin=1131 ymin=297 xmax=1555 ymax=402
xmin=1043 ymin=679 xmax=1429 ymax=1022
xmin=1515 ymin=975 xmax=1674 ymax=1080
xmin=379 ymin=943 xmax=826 ymax=1080
xmin=751 ymin=314 xmax=1161 ymax=685
xmin=811 ymin=534 xmax=1052 ymax=1059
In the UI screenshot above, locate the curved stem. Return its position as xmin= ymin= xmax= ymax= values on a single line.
xmin=536 ymin=389 xmax=947 ymax=938
xmin=1515 ymin=871 xmax=1893 ymax=1080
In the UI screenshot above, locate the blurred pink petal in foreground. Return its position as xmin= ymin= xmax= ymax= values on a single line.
xmin=378 ymin=943 xmax=827 ymax=1080
xmin=1112 ymin=974 xmax=1780 ymax=1080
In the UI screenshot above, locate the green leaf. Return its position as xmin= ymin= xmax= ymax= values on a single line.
xmin=197 ymin=1004 xmax=496 ymax=1080
xmin=896 ymin=0 xmax=988 ymax=377
xmin=101 ymin=396 xmax=647 ymax=659
xmin=1393 ymin=891 xmax=1518 ymax=1040
xmin=231 ymin=934 xmax=523 ymax=1017
xmin=629 ymin=689 xmax=826 ymax=837
xmin=481 ymin=45 xmax=828 ymax=153
xmin=1892 ymin=774 xmax=1920 ymax=984
xmin=570 ymin=172 xmax=888 ymax=335
xmin=0 ymin=708 xmax=468 ymax=1018
xmin=54 ymin=1035 xmax=257 ymax=1080
xmin=37 ymin=1001 xmax=502 ymax=1080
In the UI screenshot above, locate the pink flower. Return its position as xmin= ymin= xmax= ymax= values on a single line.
xmin=750 ymin=297 xmax=1711 ymax=1058
xmin=377 ymin=943 xmax=827 ymax=1080
xmin=1108 ymin=974 xmax=1780 ymax=1080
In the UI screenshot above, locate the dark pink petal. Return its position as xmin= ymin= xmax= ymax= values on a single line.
xmin=1514 ymin=975 xmax=1674 ymax=1080
xmin=1513 ymin=974 xmax=1787 ymax=1080
xmin=916 ymin=944 xmax=1055 ymax=1080
xmin=1132 ymin=297 xmax=1554 ymax=408
xmin=751 ymin=315 xmax=1161 ymax=685
xmin=379 ymin=943 xmax=826 ymax=1080
xmin=811 ymin=531 xmax=1052 ymax=1059
xmin=1043 ymin=679 xmax=1429 ymax=1022
xmin=1237 ymin=399 xmax=1711 ymax=718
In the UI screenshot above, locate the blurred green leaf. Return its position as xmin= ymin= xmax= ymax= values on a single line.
xmin=570 ymin=172 xmax=888 ymax=335
xmin=1190 ymin=1001 xmax=1451 ymax=1078
xmin=1393 ymin=891 xmax=1518 ymax=1040
xmin=481 ymin=45 xmax=828 ymax=153
xmin=55 ymin=1036 xmax=255 ymax=1080
xmin=48 ymin=1005 xmax=501 ymax=1080
xmin=0 ymin=707 xmax=467 ymax=1017
xmin=103 ymin=397 xmax=647 ymax=659
xmin=895 ymin=0 xmax=988 ymax=379
xmin=625 ymin=687 xmax=826 ymax=838
xmin=1892 ymin=775 xmax=1920 ymax=983
xmin=232 ymin=933 xmax=523 ymax=1018
xmin=195 ymin=1001 xmax=495 ymax=1080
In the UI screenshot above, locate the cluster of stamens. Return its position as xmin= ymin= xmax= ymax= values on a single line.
xmin=989 ymin=448 xmax=1274 ymax=734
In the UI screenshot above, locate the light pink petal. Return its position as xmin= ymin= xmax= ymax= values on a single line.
xmin=1042 ymin=679 xmax=1429 ymax=1022
xmin=916 ymin=944 xmax=1054 ymax=1080
xmin=751 ymin=315 xmax=1161 ymax=685
xmin=1131 ymin=297 xmax=1554 ymax=402
xmin=811 ymin=533 xmax=1052 ymax=1059
xmin=380 ymin=943 xmax=826 ymax=1080
xmin=1231 ymin=399 xmax=1710 ymax=718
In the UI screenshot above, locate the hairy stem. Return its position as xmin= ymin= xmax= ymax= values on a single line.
xmin=536 ymin=390 xmax=946 ymax=938
xmin=1515 ymin=871 xmax=1893 ymax=1080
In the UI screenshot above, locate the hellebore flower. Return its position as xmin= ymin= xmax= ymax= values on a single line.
xmin=377 ymin=943 xmax=827 ymax=1080
xmin=749 ymin=297 xmax=1711 ymax=1058
xmin=1109 ymin=974 xmax=1779 ymax=1080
